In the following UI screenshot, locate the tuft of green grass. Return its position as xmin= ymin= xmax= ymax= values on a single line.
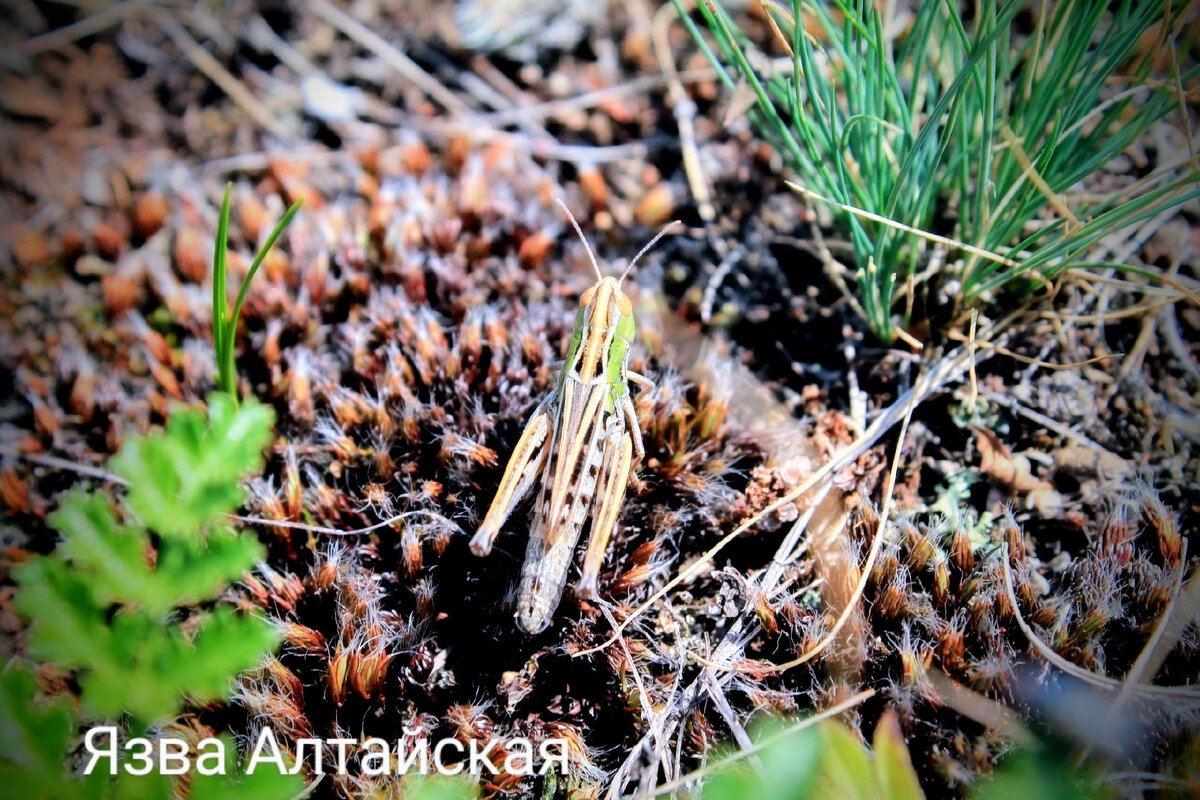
xmin=212 ymin=183 xmax=302 ymax=399
xmin=677 ymin=0 xmax=1198 ymax=342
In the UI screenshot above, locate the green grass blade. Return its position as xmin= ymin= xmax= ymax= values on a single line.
xmin=213 ymin=183 xmax=232 ymax=395
xmin=228 ymin=198 xmax=303 ymax=337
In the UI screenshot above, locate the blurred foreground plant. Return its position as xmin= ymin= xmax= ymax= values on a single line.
xmin=700 ymin=710 xmax=1115 ymax=800
xmin=701 ymin=711 xmax=923 ymax=800
xmin=677 ymin=0 xmax=1198 ymax=342
xmin=1 ymin=394 xmax=300 ymax=799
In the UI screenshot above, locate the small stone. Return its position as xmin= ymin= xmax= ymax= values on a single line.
xmin=74 ymin=254 xmax=111 ymax=276
xmin=135 ymin=191 xmax=168 ymax=239
xmin=81 ymin=166 xmax=112 ymax=206
xmin=13 ymin=228 xmax=50 ymax=268
xmin=174 ymin=228 xmax=208 ymax=284
xmin=634 ymin=184 xmax=674 ymax=227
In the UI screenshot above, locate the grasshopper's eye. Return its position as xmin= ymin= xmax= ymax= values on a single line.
xmin=579 ymin=286 xmax=597 ymax=307
xmin=615 ymin=291 xmax=633 ymax=316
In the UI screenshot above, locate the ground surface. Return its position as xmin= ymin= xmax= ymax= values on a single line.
xmin=1 ymin=2 xmax=1198 ymax=798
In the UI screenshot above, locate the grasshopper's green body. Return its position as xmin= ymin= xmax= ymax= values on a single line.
xmin=470 ymin=203 xmax=676 ymax=633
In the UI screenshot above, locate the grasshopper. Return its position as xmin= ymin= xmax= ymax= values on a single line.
xmin=470 ymin=201 xmax=679 ymax=633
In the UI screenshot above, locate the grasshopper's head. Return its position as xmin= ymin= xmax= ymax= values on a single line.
xmin=578 ymin=276 xmax=633 ymax=318
xmin=556 ymin=199 xmax=679 ymax=383
xmin=578 ymin=277 xmax=635 ymax=336
xmin=565 ymin=276 xmax=635 ymax=384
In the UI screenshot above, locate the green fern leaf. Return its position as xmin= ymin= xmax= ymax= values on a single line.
xmin=0 ymin=668 xmax=75 ymax=779
xmin=154 ymin=527 xmax=265 ymax=609
xmin=0 ymin=667 xmax=127 ymax=800
xmin=73 ymin=609 xmax=277 ymax=722
xmin=43 ymin=492 xmax=263 ymax=620
xmin=8 ymin=384 xmax=282 ymax=785
xmin=48 ymin=492 xmax=160 ymax=613
xmin=168 ymin=607 xmax=279 ymax=706
xmin=12 ymin=558 xmax=115 ymax=673
xmin=0 ymin=762 xmax=115 ymax=800
xmin=110 ymin=394 xmax=274 ymax=538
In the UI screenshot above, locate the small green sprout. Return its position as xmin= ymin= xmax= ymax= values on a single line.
xmin=212 ymin=183 xmax=302 ymax=399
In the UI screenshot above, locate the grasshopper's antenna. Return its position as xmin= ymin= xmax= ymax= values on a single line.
xmin=555 ymin=198 xmax=603 ymax=282
xmin=620 ymin=220 xmax=682 ymax=285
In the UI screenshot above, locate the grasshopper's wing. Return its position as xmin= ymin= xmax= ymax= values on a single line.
xmin=470 ymin=394 xmax=554 ymax=556
xmin=541 ymin=376 xmax=610 ymax=548
xmin=576 ymin=425 xmax=633 ymax=600
xmin=513 ymin=376 xmax=613 ymax=632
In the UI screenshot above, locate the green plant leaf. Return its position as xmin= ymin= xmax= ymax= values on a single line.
xmin=77 ymin=609 xmax=277 ymax=722
xmin=0 ymin=667 xmax=127 ymax=800
xmin=111 ymin=773 xmax=171 ymax=800
xmin=678 ymin=0 xmax=1195 ymax=341
xmin=188 ymin=735 xmax=304 ymax=800
xmin=17 ymin=500 xmax=270 ymax=723
xmin=814 ymin=722 xmax=877 ymax=800
xmin=7 ymin=388 xmax=283 ymax=793
xmin=871 ymin=712 xmax=924 ymax=800
xmin=154 ymin=527 xmax=264 ymax=609
xmin=970 ymin=749 xmax=1112 ymax=800
xmin=189 ymin=765 xmax=304 ymax=800
xmin=0 ymin=667 xmax=75 ymax=778
xmin=761 ymin=725 xmax=821 ymax=800
xmin=703 ymin=763 xmax=757 ymax=800
xmin=48 ymin=492 xmax=158 ymax=611
xmin=173 ymin=608 xmax=280 ymax=705
xmin=213 ymin=185 xmax=301 ymax=400
xmin=43 ymin=492 xmax=262 ymax=620
xmin=13 ymin=557 xmax=114 ymax=672
xmin=402 ymin=775 xmax=481 ymax=800
xmin=15 ymin=552 xmax=274 ymax=722
xmin=0 ymin=763 xmax=110 ymax=800
xmin=702 ymin=719 xmax=820 ymax=800
xmin=110 ymin=394 xmax=274 ymax=538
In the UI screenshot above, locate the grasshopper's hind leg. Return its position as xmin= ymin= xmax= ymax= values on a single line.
xmin=620 ymin=392 xmax=645 ymax=462
xmin=470 ymin=396 xmax=553 ymax=556
xmin=576 ymin=427 xmax=633 ymax=600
